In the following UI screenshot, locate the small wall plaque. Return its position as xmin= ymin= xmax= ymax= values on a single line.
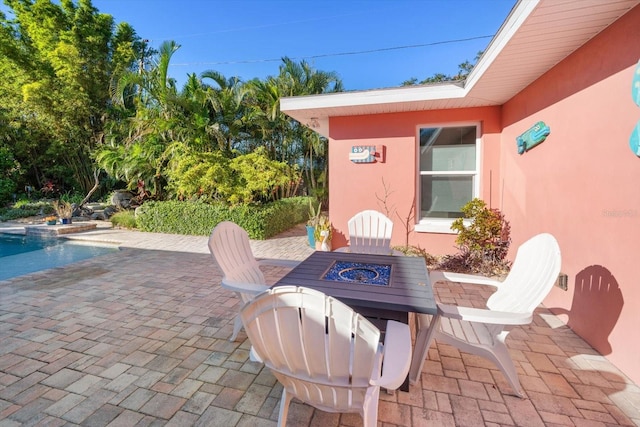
xmin=349 ymin=145 xmax=376 ymax=163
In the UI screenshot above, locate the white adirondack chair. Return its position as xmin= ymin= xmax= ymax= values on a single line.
xmin=409 ymin=233 xmax=561 ymax=397
xmin=208 ymin=221 xmax=300 ymax=341
xmin=240 ymin=285 xmax=412 ymax=427
xmin=335 ymin=210 xmax=401 ymax=255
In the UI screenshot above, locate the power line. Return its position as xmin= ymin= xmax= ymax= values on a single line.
xmin=154 ymin=11 xmax=368 ymax=41
xmin=170 ymin=35 xmax=493 ymax=67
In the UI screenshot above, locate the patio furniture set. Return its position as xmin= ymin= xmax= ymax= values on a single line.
xmin=208 ymin=211 xmax=562 ymax=427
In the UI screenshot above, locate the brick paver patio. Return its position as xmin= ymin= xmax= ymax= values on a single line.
xmin=1 ymin=222 xmax=639 ymax=426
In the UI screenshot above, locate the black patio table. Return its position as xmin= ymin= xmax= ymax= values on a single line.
xmin=273 ymin=250 xmax=438 ymax=391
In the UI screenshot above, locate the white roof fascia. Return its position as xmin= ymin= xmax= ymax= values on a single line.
xmin=280 ymin=83 xmax=466 ymax=112
xmin=464 ymin=0 xmax=539 ymax=92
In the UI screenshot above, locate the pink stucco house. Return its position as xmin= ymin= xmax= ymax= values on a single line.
xmin=281 ymin=0 xmax=640 ymax=387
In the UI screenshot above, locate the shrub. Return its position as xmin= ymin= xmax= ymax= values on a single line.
xmin=0 ymin=201 xmax=55 ymax=221
xmin=439 ymin=198 xmax=511 ymax=276
xmin=59 ymin=192 xmax=85 ymax=205
xmin=110 ymin=211 xmax=137 ymax=229
xmin=135 ymin=196 xmax=313 ymax=239
xmin=13 ymin=198 xmax=33 ymax=208
xmin=167 ymin=148 xmax=301 ymax=205
xmin=167 ymin=151 xmax=232 ymax=202
xmin=53 ymin=200 xmax=73 ymax=218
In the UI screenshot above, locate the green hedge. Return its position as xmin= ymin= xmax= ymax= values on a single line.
xmin=135 ymin=196 xmax=313 ymax=239
xmin=0 ymin=201 xmax=55 ymax=222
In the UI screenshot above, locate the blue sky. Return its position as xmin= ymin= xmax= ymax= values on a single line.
xmin=95 ymin=0 xmax=516 ymax=91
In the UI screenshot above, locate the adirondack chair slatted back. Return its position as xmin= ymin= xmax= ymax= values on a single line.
xmin=208 ymin=221 xmax=265 ymax=292
xmin=487 ymin=233 xmax=561 ymax=313
xmin=410 ymin=233 xmax=562 ymax=397
xmin=348 ymin=210 xmax=394 ymax=255
xmin=241 ymin=286 xmax=381 ymax=413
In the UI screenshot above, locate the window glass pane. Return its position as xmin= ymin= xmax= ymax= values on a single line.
xmin=419 ymin=126 xmax=476 ymax=171
xmin=420 ymin=175 xmax=473 ymax=218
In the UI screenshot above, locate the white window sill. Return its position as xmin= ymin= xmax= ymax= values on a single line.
xmin=415 ymin=218 xmax=469 ymax=234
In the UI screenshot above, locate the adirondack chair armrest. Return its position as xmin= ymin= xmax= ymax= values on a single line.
xmin=221 ymin=278 xmax=268 ymax=295
xmin=436 ymin=303 xmax=533 ymax=325
xmin=257 ymin=258 xmax=301 ymax=268
xmin=371 ymin=320 xmax=412 ymax=390
xmin=430 ymin=271 xmax=503 ymax=288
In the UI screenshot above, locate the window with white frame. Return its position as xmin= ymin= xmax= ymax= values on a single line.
xmin=417 ymin=124 xmax=480 ymax=232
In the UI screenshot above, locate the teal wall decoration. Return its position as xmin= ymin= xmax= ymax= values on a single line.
xmin=630 ymin=122 xmax=640 ymax=156
xmin=516 ymin=121 xmax=550 ymax=154
xmin=631 ymin=59 xmax=640 ymax=157
xmin=632 ymin=59 xmax=640 ymax=107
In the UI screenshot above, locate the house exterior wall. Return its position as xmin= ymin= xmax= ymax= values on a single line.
xmin=327 ymin=107 xmax=501 ymax=253
xmin=501 ymin=5 xmax=640 ymax=384
xmin=325 ymin=3 xmax=640 ymax=387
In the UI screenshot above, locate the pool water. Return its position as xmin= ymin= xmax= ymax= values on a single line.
xmin=0 ymin=234 xmax=119 ymax=281
xmin=0 ymin=234 xmax=60 ymax=257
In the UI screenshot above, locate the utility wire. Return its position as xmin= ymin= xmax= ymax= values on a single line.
xmin=170 ymin=35 xmax=493 ymax=67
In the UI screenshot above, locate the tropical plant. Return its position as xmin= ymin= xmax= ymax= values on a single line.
xmin=438 ymin=198 xmax=511 ymax=275
xmin=200 ymin=71 xmax=248 ymax=153
xmin=307 ymin=200 xmax=322 ymax=227
xmin=53 ymin=200 xmax=73 ymax=219
xmin=104 ymin=40 xmax=185 ymax=198
xmin=245 ymin=57 xmax=342 ymax=201
xmin=313 ymin=215 xmax=332 ymax=242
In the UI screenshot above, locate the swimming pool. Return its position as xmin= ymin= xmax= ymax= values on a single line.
xmin=0 ymin=234 xmax=119 ymax=281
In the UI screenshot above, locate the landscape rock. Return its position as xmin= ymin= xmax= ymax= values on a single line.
xmin=111 ymin=190 xmax=135 ymax=209
xmin=102 ymin=206 xmax=117 ymax=219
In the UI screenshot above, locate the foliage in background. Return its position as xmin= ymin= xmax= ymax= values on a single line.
xmin=166 ymin=147 xmax=301 ymax=205
xmin=437 ymin=198 xmax=511 ymax=276
xmin=401 ymin=51 xmax=483 ymax=85
xmin=135 ymin=197 xmax=313 ymax=239
xmin=100 ymin=47 xmax=341 ymax=203
xmin=166 ymin=151 xmax=232 ymax=201
xmin=226 ymin=148 xmax=301 ymax=204
xmin=1 ymin=0 xmax=340 ymax=207
xmin=0 ymin=201 xmax=54 ymax=221
xmin=0 ymin=144 xmax=20 ymax=204
xmin=0 ymin=0 xmax=139 ymax=196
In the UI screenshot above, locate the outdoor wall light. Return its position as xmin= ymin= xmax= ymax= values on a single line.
xmin=309 ymin=117 xmax=320 ymax=128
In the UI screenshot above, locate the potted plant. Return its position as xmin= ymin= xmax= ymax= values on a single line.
xmin=44 ymin=215 xmax=57 ymax=226
xmin=53 ymin=200 xmax=73 ymax=224
xmin=313 ymin=215 xmax=332 ymax=251
xmin=306 ymin=201 xmax=322 ymax=248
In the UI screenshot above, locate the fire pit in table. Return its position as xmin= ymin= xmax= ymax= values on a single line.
xmin=322 ymin=261 xmax=391 ymax=286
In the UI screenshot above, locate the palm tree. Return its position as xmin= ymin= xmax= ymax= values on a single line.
xmin=105 ymin=40 xmax=186 ymax=197
xmin=201 ymin=70 xmax=249 ymax=153
xmin=274 ymin=57 xmax=342 ymax=199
